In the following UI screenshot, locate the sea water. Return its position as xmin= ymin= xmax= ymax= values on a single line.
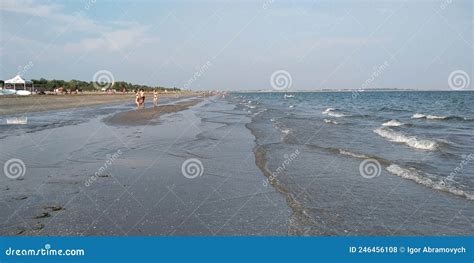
xmin=230 ymin=91 xmax=473 ymax=235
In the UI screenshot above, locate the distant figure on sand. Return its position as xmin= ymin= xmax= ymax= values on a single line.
xmin=139 ymin=89 xmax=145 ymax=108
xmin=135 ymin=90 xmax=141 ymax=108
xmin=153 ymin=90 xmax=159 ymax=107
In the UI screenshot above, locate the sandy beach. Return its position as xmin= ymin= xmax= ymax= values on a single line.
xmin=0 ymin=95 xmax=290 ymax=236
xmin=0 ymin=92 xmax=201 ymax=116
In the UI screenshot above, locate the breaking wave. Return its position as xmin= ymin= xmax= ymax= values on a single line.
xmin=411 ymin=113 xmax=447 ymax=120
xmin=411 ymin=113 xmax=473 ymax=121
xmin=382 ymin=119 xmax=404 ymax=127
xmin=323 ymin=119 xmax=338 ymax=125
xmin=386 ymin=165 xmax=474 ymax=201
xmin=322 ymin=108 xmax=348 ymax=118
xmin=374 ymin=127 xmax=438 ymax=151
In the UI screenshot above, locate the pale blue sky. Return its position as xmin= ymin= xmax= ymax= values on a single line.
xmin=0 ymin=0 xmax=472 ymax=90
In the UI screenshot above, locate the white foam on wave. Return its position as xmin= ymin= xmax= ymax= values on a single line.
xmin=386 ymin=165 xmax=474 ymax=201
xmin=323 ymin=119 xmax=338 ymax=125
xmin=382 ymin=119 xmax=403 ymax=127
xmin=322 ymin=108 xmax=347 ymax=118
xmin=411 ymin=113 xmax=447 ymax=120
xmin=373 ymin=127 xmax=438 ymax=151
xmin=339 ymin=149 xmax=368 ymax=159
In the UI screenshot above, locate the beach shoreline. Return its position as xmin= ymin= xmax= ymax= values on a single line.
xmin=0 ymin=92 xmax=203 ymax=116
xmin=1 ymin=91 xmax=473 ymax=236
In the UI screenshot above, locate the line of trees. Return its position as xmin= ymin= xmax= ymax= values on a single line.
xmin=27 ymin=78 xmax=180 ymax=92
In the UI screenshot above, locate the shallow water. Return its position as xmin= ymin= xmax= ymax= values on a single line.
xmin=232 ymin=91 xmax=473 ymax=235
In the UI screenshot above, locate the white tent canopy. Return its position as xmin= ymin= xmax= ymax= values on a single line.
xmin=5 ymin=75 xmax=31 ymax=84
xmin=3 ymin=75 xmax=33 ymax=91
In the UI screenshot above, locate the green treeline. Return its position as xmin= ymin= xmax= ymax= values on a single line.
xmin=11 ymin=78 xmax=180 ymax=92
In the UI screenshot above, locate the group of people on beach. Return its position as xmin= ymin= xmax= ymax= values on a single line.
xmin=135 ymin=89 xmax=159 ymax=109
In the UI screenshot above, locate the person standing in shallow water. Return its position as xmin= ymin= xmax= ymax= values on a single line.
xmin=139 ymin=89 xmax=145 ymax=108
xmin=153 ymin=90 xmax=159 ymax=107
xmin=135 ymin=90 xmax=140 ymax=109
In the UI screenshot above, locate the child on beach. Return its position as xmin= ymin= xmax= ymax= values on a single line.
xmin=135 ymin=91 xmax=140 ymax=108
xmin=153 ymin=90 xmax=159 ymax=107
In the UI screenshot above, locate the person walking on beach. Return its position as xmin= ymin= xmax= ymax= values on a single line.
xmin=153 ymin=90 xmax=159 ymax=107
xmin=135 ymin=90 xmax=140 ymax=108
xmin=139 ymin=89 xmax=146 ymax=108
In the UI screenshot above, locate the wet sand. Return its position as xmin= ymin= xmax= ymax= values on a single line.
xmin=0 ymin=92 xmax=200 ymax=116
xmin=0 ymin=96 xmax=290 ymax=236
xmin=105 ymin=99 xmax=202 ymax=125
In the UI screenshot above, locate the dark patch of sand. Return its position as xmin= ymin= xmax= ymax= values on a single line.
xmin=105 ymin=99 xmax=202 ymax=125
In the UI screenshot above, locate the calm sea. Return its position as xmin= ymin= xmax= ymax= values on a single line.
xmin=230 ymin=91 xmax=473 ymax=235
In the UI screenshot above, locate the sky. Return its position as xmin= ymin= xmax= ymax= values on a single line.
xmin=0 ymin=0 xmax=472 ymax=91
